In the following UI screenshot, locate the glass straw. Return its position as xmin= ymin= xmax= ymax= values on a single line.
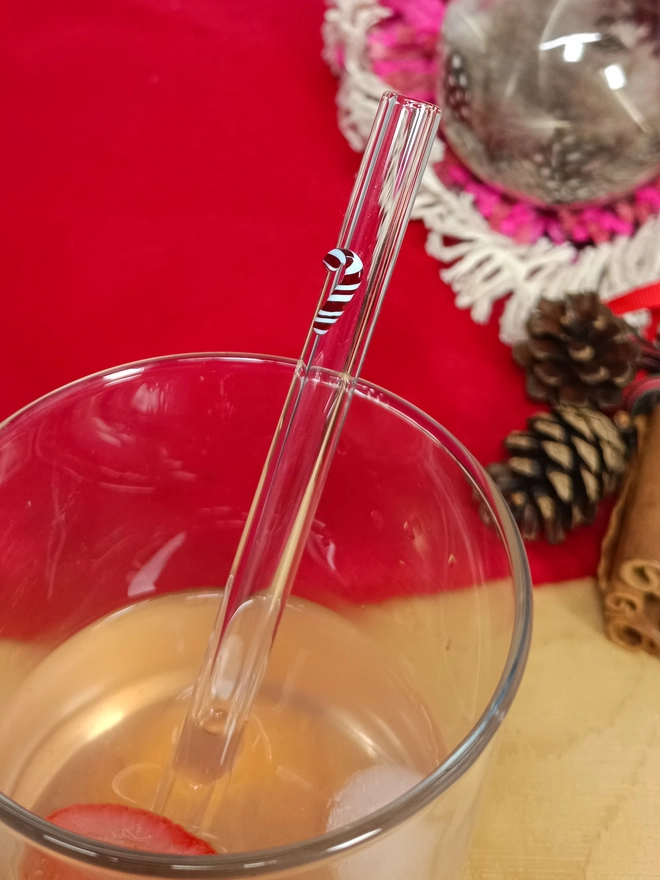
xmin=154 ymin=92 xmax=441 ymax=829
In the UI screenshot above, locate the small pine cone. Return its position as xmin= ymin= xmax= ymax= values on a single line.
xmin=530 ymin=131 xmax=606 ymax=202
xmin=640 ymin=329 xmax=660 ymax=373
xmin=485 ymin=404 xmax=636 ymax=544
xmin=443 ymin=51 xmax=471 ymax=122
xmin=513 ymin=293 xmax=640 ymax=411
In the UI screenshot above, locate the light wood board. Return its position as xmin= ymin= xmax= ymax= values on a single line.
xmin=464 ymin=578 xmax=660 ymax=880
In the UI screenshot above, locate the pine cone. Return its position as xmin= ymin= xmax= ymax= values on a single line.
xmin=513 ymin=293 xmax=640 ymax=411
xmin=486 ymin=404 xmax=636 ymax=544
xmin=640 ymin=331 xmax=660 ymax=373
xmin=443 ymin=50 xmax=471 ymax=123
xmin=529 ymin=131 xmax=607 ymax=204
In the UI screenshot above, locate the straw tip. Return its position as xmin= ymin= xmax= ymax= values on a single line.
xmin=380 ymin=90 xmax=441 ymax=116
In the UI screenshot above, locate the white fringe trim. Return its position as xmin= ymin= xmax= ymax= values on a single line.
xmin=323 ymin=0 xmax=658 ymax=343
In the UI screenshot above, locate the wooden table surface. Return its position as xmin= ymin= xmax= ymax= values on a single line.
xmin=465 ymin=578 xmax=660 ymax=880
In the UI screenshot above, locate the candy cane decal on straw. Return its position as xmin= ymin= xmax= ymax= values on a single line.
xmin=313 ymin=248 xmax=364 ymax=335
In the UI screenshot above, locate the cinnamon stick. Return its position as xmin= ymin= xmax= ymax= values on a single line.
xmin=599 ymin=410 xmax=660 ymax=657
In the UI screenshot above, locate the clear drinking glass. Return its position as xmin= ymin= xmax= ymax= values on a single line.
xmin=0 ymin=353 xmax=531 ymax=880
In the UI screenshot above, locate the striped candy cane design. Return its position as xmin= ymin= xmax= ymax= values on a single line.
xmin=313 ymin=248 xmax=364 ymax=335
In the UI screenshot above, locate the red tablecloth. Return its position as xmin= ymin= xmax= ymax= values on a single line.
xmin=0 ymin=0 xmax=607 ymax=584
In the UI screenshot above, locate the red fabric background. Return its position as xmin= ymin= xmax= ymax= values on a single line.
xmin=0 ymin=0 xmax=606 ymax=584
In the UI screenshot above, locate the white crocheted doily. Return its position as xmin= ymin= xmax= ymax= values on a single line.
xmin=322 ymin=0 xmax=658 ymax=343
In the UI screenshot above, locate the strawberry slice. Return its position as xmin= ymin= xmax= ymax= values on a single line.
xmin=45 ymin=804 xmax=216 ymax=854
xmin=22 ymin=803 xmax=216 ymax=879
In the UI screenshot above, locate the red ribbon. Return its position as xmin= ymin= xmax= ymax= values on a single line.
xmin=624 ymin=373 xmax=660 ymax=415
xmin=608 ymin=281 xmax=660 ymax=316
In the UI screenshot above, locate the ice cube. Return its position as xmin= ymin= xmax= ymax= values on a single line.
xmin=326 ymin=766 xmax=438 ymax=880
xmin=327 ymin=765 xmax=423 ymax=829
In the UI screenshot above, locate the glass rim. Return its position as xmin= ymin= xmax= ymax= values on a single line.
xmin=0 ymin=352 xmax=533 ymax=877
